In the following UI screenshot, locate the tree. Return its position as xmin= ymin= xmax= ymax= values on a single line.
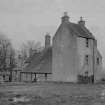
xmin=0 ymin=34 xmax=16 ymax=71
xmin=20 ymin=40 xmax=42 ymax=58
xmin=18 ymin=40 xmax=43 ymax=69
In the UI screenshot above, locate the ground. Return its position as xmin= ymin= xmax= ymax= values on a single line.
xmin=0 ymin=82 xmax=105 ymax=105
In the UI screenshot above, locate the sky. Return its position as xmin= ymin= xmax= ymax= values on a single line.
xmin=0 ymin=0 xmax=105 ymax=66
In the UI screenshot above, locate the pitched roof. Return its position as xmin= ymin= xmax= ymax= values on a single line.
xmin=25 ymin=52 xmax=41 ymax=63
xmin=23 ymin=47 xmax=52 ymax=73
xmin=64 ymin=22 xmax=95 ymax=39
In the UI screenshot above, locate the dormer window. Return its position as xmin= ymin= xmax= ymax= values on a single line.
xmin=86 ymin=38 xmax=89 ymax=47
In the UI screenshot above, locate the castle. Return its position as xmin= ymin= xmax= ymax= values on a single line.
xmin=23 ymin=12 xmax=102 ymax=83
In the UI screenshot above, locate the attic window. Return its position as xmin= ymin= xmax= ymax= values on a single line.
xmin=97 ymin=58 xmax=99 ymax=65
xmin=86 ymin=38 xmax=89 ymax=47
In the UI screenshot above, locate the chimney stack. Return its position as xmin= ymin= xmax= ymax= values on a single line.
xmin=61 ymin=12 xmax=70 ymax=23
xmin=45 ymin=33 xmax=51 ymax=49
xmin=78 ymin=16 xmax=85 ymax=26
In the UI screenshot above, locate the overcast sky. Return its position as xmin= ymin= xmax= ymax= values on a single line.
xmin=0 ymin=0 xmax=105 ymax=66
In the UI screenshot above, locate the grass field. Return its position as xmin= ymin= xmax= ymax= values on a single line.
xmin=0 ymin=82 xmax=105 ymax=105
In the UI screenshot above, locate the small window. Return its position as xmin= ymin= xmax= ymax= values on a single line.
xmin=97 ymin=58 xmax=99 ymax=65
xmin=85 ymin=71 xmax=88 ymax=76
xmin=85 ymin=55 xmax=89 ymax=65
xmin=86 ymin=38 xmax=89 ymax=47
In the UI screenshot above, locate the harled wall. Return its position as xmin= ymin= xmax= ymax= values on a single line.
xmin=52 ymin=24 xmax=80 ymax=82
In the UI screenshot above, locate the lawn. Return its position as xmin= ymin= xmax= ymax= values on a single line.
xmin=0 ymin=82 xmax=105 ymax=105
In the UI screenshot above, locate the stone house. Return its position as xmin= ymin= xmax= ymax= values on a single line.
xmin=23 ymin=12 xmax=102 ymax=83
xmin=52 ymin=12 xmax=102 ymax=83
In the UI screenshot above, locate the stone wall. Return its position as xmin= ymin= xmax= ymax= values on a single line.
xmin=52 ymin=24 xmax=79 ymax=82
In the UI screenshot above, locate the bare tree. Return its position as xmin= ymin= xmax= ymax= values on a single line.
xmin=0 ymin=34 xmax=16 ymax=71
xmin=18 ymin=40 xmax=43 ymax=69
xmin=21 ymin=40 xmax=42 ymax=58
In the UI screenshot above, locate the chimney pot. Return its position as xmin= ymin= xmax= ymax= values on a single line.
xmin=61 ymin=12 xmax=70 ymax=23
xmin=78 ymin=16 xmax=85 ymax=26
xmin=45 ymin=33 xmax=51 ymax=49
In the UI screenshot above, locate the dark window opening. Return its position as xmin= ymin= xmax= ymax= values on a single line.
xmin=86 ymin=38 xmax=89 ymax=47
xmin=97 ymin=58 xmax=99 ymax=65
xmin=85 ymin=55 xmax=89 ymax=65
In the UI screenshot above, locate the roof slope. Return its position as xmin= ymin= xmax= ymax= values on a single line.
xmin=72 ymin=23 xmax=95 ymax=39
xmin=66 ymin=22 xmax=95 ymax=39
xmin=25 ymin=52 xmax=41 ymax=63
xmin=23 ymin=47 xmax=52 ymax=73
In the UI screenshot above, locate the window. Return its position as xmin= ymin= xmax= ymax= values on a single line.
xmin=86 ymin=38 xmax=89 ymax=47
xmin=84 ymin=71 xmax=88 ymax=76
xmin=85 ymin=55 xmax=89 ymax=65
xmin=97 ymin=58 xmax=99 ymax=65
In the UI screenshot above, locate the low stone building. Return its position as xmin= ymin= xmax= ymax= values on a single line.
xmin=22 ymin=36 xmax=52 ymax=81
xmin=23 ymin=13 xmax=102 ymax=83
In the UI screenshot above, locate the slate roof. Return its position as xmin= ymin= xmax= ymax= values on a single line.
xmin=67 ymin=22 xmax=95 ymax=39
xmin=25 ymin=52 xmax=41 ymax=63
xmin=23 ymin=47 xmax=52 ymax=73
